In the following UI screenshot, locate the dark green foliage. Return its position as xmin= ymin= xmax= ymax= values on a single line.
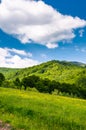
xmin=49 ymin=80 xmax=60 ymax=93
xmin=14 ymin=78 xmax=21 ymax=89
xmin=21 ymin=75 xmax=86 ymax=98
xmin=22 ymin=75 xmax=40 ymax=90
xmin=2 ymin=80 xmax=11 ymax=88
xmin=77 ymin=76 xmax=86 ymax=88
xmin=0 ymin=73 xmax=5 ymax=86
xmin=2 ymin=80 xmax=15 ymax=88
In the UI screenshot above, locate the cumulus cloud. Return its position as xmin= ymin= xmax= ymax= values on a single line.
xmin=0 ymin=47 xmax=39 ymax=68
xmin=0 ymin=0 xmax=86 ymax=48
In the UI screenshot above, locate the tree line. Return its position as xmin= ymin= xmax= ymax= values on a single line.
xmin=0 ymin=73 xmax=86 ymax=99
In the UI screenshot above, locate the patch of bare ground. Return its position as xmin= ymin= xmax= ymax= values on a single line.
xmin=0 ymin=120 xmax=11 ymax=130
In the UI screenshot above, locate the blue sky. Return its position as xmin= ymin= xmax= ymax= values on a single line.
xmin=0 ymin=0 xmax=86 ymax=68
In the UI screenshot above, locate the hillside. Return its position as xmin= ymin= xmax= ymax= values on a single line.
xmin=0 ymin=68 xmax=19 ymax=79
xmin=4 ymin=60 xmax=86 ymax=85
xmin=0 ymin=87 xmax=86 ymax=130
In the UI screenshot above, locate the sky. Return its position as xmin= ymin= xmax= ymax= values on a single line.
xmin=0 ymin=0 xmax=86 ymax=68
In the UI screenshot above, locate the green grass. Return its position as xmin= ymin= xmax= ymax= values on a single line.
xmin=0 ymin=87 xmax=86 ymax=130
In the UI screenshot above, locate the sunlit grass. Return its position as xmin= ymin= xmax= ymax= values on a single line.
xmin=0 ymin=87 xmax=86 ymax=130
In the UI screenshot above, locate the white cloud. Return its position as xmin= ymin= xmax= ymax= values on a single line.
xmin=0 ymin=0 xmax=86 ymax=48
xmin=0 ymin=47 xmax=39 ymax=68
xmin=6 ymin=48 xmax=32 ymax=57
xmin=46 ymin=42 xmax=58 ymax=49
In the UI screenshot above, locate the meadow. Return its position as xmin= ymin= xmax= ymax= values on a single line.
xmin=0 ymin=87 xmax=86 ymax=130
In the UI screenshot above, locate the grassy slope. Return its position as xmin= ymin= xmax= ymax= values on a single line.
xmin=0 ymin=87 xmax=86 ymax=130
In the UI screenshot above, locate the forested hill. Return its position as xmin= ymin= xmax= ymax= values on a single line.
xmin=0 ymin=67 xmax=19 ymax=78
xmin=1 ymin=60 xmax=85 ymax=85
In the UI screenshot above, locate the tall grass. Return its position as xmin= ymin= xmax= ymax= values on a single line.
xmin=0 ymin=87 xmax=86 ymax=130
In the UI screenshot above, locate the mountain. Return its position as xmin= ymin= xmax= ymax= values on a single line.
xmin=1 ymin=60 xmax=85 ymax=85
xmin=70 ymin=61 xmax=86 ymax=67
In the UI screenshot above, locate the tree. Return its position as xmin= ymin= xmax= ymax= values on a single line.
xmin=22 ymin=77 xmax=28 ymax=90
xmin=36 ymin=81 xmax=46 ymax=92
xmin=14 ymin=78 xmax=21 ymax=89
xmin=77 ymin=76 xmax=86 ymax=88
xmin=22 ymin=75 xmax=40 ymax=90
xmin=48 ymin=80 xmax=60 ymax=94
xmin=0 ymin=73 xmax=5 ymax=86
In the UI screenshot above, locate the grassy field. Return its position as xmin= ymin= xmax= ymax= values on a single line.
xmin=0 ymin=87 xmax=86 ymax=130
